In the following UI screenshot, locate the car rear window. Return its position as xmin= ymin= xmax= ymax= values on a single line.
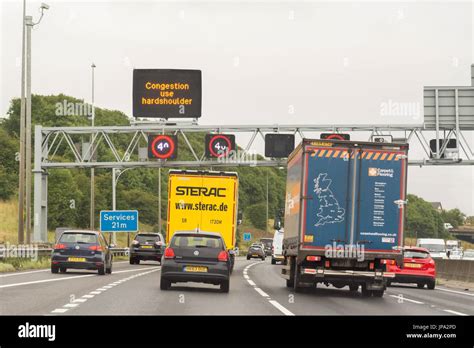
xmin=136 ymin=234 xmax=160 ymax=243
xmin=171 ymin=235 xmax=223 ymax=249
xmin=60 ymin=233 xmax=97 ymax=244
xmin=404 ymin=250 xmax=429 ymax=259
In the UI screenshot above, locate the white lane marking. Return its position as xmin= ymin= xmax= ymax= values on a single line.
xmin=255 ymin=288 xmax=269 ymax=297
xmin=0 ymin=260 xmax=130 ymax=277
xmin=0 ymin=266 xmax=157 ymax=289
xmin=49 ymin=268 xmax=160 ymax=314
xmin=436 ymin=287 xmax=474 ymax=298
xmin=443 ymin=309 xmax=468 ymax=316
xmin=269 ymin=300 xmax=295 ymax=316
xmin=0 ymin=269 xmax=49 ymax=277
xmin=51 ymin=308 xmax=69 ymax=313
xmin=389 ymin=295 xmax=424 ymax=304
xmin=243 ymin=262 xmax=294 ymax=316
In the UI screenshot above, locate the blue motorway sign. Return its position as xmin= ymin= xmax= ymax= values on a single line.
xmin=100 ymin=210 xmax=139 ymax=232
xmin=243 ymin=232 xmax=251 ymax=241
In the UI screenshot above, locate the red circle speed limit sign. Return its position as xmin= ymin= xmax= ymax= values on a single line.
xmin=148 ymin=135 xmax=177 ymax=159
xmin=205 ymin=134 xmax=235 ymax=158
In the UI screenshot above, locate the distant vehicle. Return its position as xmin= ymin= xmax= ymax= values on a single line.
xmin=386 ymin=247 xmax=436 ymax=289
xmin=51 ymin=230 xmax=113 ymax=275
xmin=282 ymin=139 xmax=408 ymax=297
xmin=160 ymin=231 xmax=231 ymax=292
xmin=462 ymin=249 xmax=474 ymax=261
xmin=129 ymin=232 xmax=165 ymax=265
xmin=259 ymin=238 xmax=273 ymax=256
xmin=416 ymin=238 xmax=447 ymax=259
xmin=448 ymin=247 xmax=463 ymax=260
xmin=166 ymin=170 xmax=239 ymax=271
xmin=271 ymin=229 xmax=285 ymax=265
xmin=247 ymin=244 xmax=266 ymax=261
xmin=446 ymin=239 xmax=460 ymax=250
xmin=443 ymin=223 xmax=454 ymax=230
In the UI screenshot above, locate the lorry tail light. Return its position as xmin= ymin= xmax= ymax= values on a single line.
xmin=307 ymin=256 xmax=321 ymax=261
xmin=381 ymin=259 xmax=395 ymax=265
xmin=324 ymin=260 xmax=330 ymax=268
xmin=54 ymin=243 xmax=66 ymax=250
xmin=89 ymin=245 xmax=103 ymax=251
xmin=369 ymin=262 xmax=374 ymax=270
xmin=218 ymin=251 xmax=228 ymax=262
xmin=164 ymin=248 xmax=175 ymax=259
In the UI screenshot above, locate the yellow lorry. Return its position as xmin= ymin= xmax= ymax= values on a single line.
xmin=167 ymin=170 xmax=239 ymax=269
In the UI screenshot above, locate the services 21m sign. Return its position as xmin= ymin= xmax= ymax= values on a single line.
xmin=133 ymin=69 xmax=202 ymax=118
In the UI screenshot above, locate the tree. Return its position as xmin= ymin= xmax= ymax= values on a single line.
xmin=246 ymin=202 xmax=267 ymax=230
xmin=405 ymin=194 xmax=445 ymax=238
xmin=441 ymin=208 xmax=465 ymax=228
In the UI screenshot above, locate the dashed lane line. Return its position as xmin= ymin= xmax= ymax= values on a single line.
xmin=49 ymin=268 xmax=160 ymax=314
xmin=443 ymin=309 xmax=468 ymax=316
xmin=243 ymin=262 xmax=295 ymax=316
xmin=436 ymin=287 xmax=474 ymax=298
xmin=388 ymin=295 xmax=424 ymax=304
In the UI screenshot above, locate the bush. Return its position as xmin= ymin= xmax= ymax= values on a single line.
xmin=246 ymin=203 xmax=267 ymax=230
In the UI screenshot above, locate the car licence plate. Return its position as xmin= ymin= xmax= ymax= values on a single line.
xmin=68 ymin=257 xmax=86 ymax=262
xmin=184 ymin=266 xmax=208 ymax=273
xmin=252 ymin=254 xmax=258 ymax=257
xmin=141 ymin=245 xmax=153 ymax=249
xmin=404 ymin=263 xmax=422 ymax=268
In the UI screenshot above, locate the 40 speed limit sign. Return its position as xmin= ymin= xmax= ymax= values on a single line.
xmin=205 ymin=134 xmax=235 ymax=158
xmin=148 ymin=135 xmax=178 ymax=159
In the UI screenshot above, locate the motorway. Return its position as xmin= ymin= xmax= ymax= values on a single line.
xmin=0 ymin=257 xmax=472 ymax=316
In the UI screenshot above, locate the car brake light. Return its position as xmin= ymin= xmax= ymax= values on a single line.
xmin=218 ymin=251 xmax=228 ymax=262
xmin=89 ymin=245 xmax=103 ymax=251
xmin=307 ymin=255 xmax=321 ymax=261
xmin=54 ymin=243 xmax=66 ymax=250
xmin=324 ymin=260 xmax=330 ymax=268
xmin=164 ymin=247 xmax=175 ymax=259
xmin=369 ymin=262 xmax=374 ymax=270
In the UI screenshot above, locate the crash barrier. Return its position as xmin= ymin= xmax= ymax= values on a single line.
xmin=0 ymin=246 xmax=130 ymax=259
xmin=434 ymin=259 xmax=474 ymax=283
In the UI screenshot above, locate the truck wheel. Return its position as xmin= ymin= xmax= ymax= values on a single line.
xmin=220 ymin=280 xmax=230 ymax=293
xmin=160 ymin=278 xmax=171 ymax=290
xmin=271 ymin=258 xmax=276 ymax=265
xmin=361 ymin=284 xmax=372 ymax=297
xmin=246 ymin=256 xmax=250 ymax=260
xmin=427 ymin=279 xmax=435 ymax=290
xmin=349 ymin=285 xmax=359 ymax=292
xmin=286 ymin=256 xmax=296 ymax=288
xmin=417 ymin=283 xmax=425 ymax=289
xmin=372 ymin=289 xmax=384 ymax=297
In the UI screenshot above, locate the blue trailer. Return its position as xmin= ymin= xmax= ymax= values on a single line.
xmin=282 ymin=138 xmax=408 ymax=297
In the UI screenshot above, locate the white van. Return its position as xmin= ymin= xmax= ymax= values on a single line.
xmin=271 ymin=228 xmax=285 ymax=265
xmin=416 ymin=238 xmax=447 ymax=259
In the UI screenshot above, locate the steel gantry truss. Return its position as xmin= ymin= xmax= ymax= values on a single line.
xmin=33 ymin=122 xmax=474 ymax=242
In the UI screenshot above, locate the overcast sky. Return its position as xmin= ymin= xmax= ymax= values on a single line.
xmin=1 ymin=0 xmax=473 ymax=215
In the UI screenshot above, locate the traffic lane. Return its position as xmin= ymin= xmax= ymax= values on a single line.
xmin=0 ymin=261 xmax=160 ymax=315
xmin=386 ymin=284 xmax=474 ymax=315
xmin=247 ymin=260 xmax=450 ymax=315
xmin=68 ymin=258 xmax=283 ymax=315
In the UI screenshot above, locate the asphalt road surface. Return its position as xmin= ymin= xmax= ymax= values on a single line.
xmin=1 ymin=257 xmax=472 ymax=316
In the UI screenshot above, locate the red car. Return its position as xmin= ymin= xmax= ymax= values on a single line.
xmin=386 ymin=247 xmax=436 ymax=289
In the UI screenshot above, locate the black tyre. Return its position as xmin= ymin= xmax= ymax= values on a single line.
xmin=261 ymin=256 xmax=265 ymax=261
xmin=59 ymin=267 xmax=67 ymax=273
xmin=160 ymin=277 xmax=171 ymax=290
xmin=349 ymin=284 xmax=359 ymax=292
xmin=372 ymin=289 xmax=384 ymax=297
xmin=136 ymin=259 xmax=140 ymax=265
xmin=220 ymin=280 xmax=230 ymax=293
xmin=98 ymin=264 xmax=106 ymax=275
xmin=247 ymin=256 xmax=250 ymax=260
xmin=51 ymin=265 xmax=59 ymax=274
xmin=129 ymin=258 xmax=135 ymax=265
xmin=417 ymin=283 xmax=425 ymax=289
xmin=106 ymin=262 xmax=112 ymax=274
xmin=271 ymin=258 xmax=276 ymax=265
xmin=361 ymin=284 xmax=372 ymax=297
xmin=427 ymin=279 xmax=435 ymax=290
